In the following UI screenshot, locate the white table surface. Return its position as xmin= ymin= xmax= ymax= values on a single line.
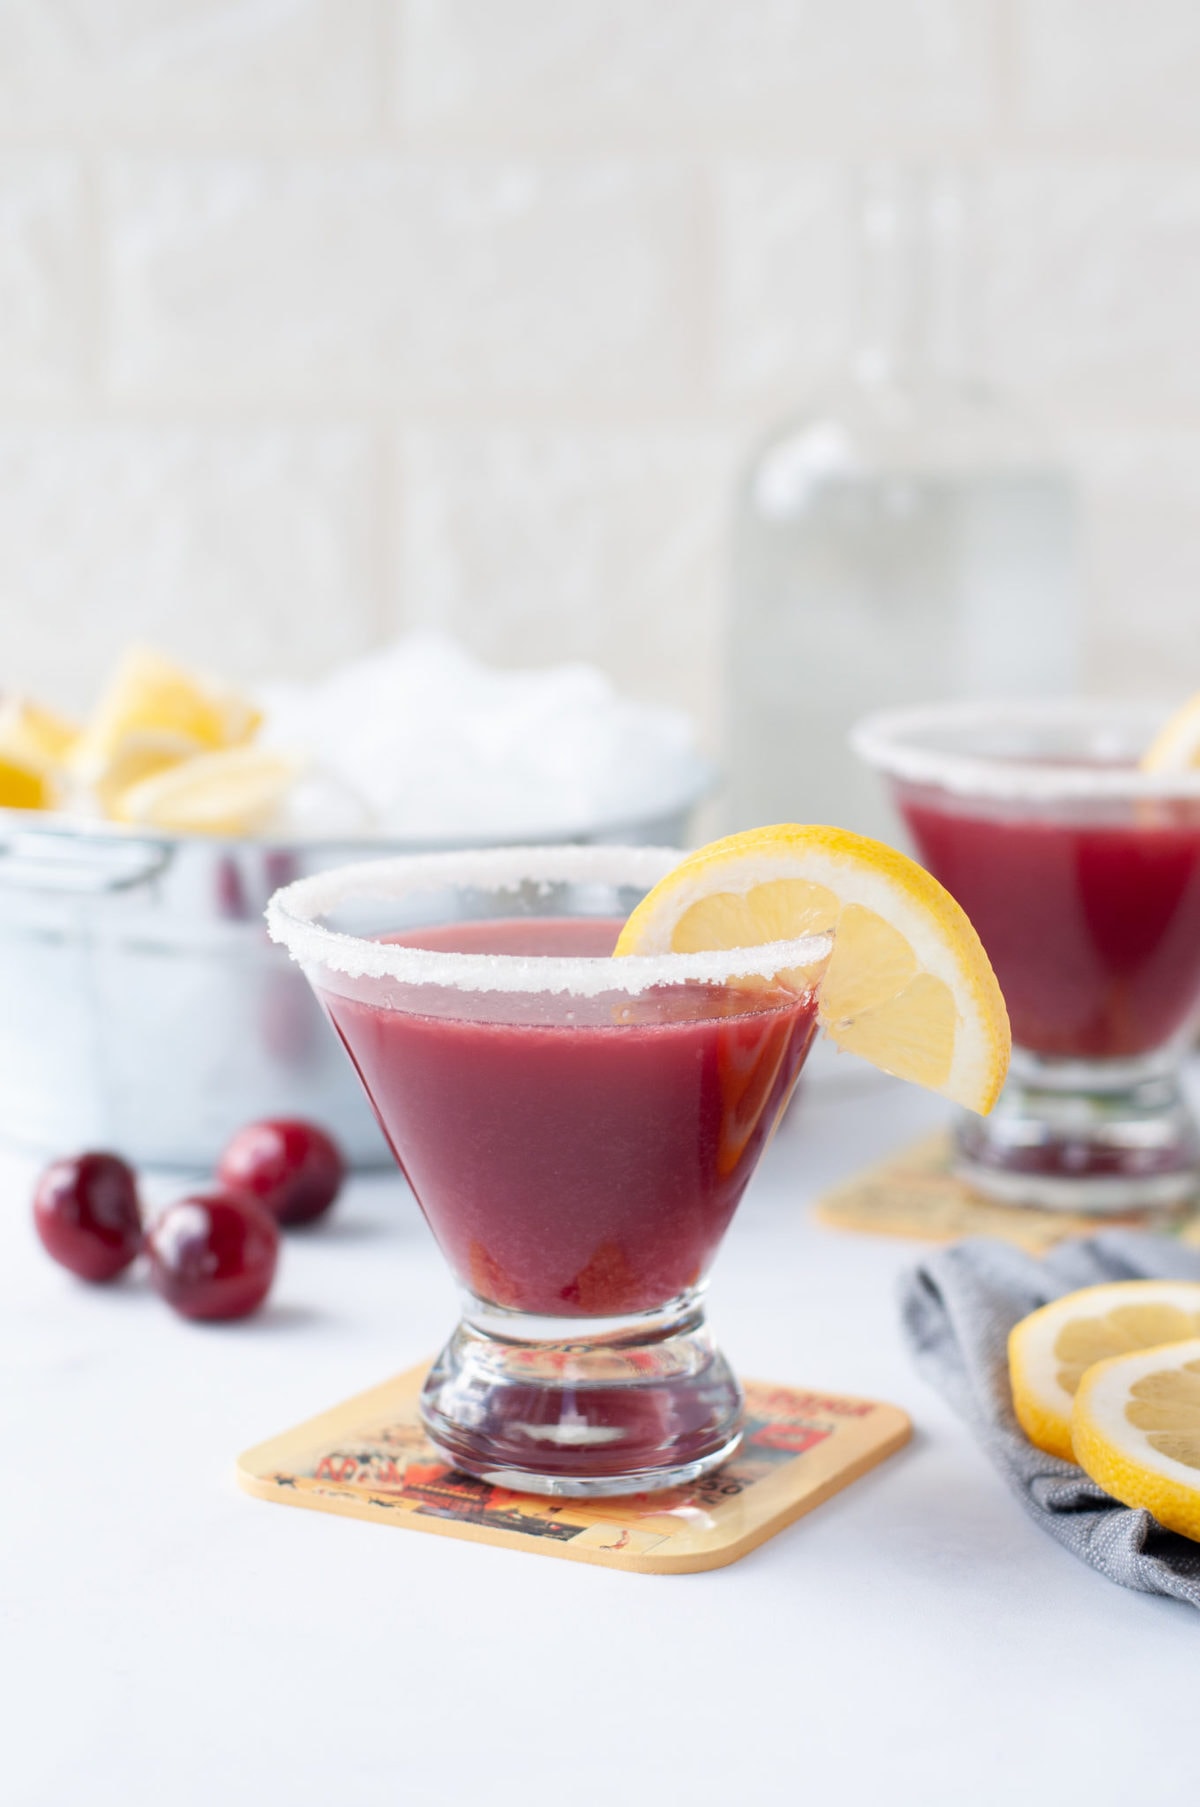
xmin=4 ymin=1071 xmax=1196 ymax=1807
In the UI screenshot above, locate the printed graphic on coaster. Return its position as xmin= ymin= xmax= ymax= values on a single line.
xmin=816 ymin=1131 xmax=1200 ymax=1251
xmin=237 ymin=1365 xmax=911 ymax=1575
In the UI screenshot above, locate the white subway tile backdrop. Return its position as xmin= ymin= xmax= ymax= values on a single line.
xmin=0 ymin=0 xmax=1196 ymax=740
xmin=0 ymin=425 xmax=380 ymax=698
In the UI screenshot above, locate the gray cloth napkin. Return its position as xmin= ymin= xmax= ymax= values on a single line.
xmin=900 ymin=1230 xmax=1200 ymax=1611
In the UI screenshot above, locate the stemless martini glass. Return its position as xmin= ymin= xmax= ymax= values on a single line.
xmin=854 ymin=700 xmax=1200 ymax=1211
xmin=267 ymin=846 xmax=830 ymax=1495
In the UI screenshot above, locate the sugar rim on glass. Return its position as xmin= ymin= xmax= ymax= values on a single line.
xmin=266 ymin=844 xmax=833 ymax=999
xmin=851 ymin=699 xmax=1200 ymax=801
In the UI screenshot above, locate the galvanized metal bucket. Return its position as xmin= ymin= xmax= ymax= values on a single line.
xmin=0 ymin=777 xmax=710 ymax=1171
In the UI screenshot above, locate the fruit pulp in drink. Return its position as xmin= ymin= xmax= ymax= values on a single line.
xmin=319 ymin=917 xmax=819 ymax=1317
xmin=898 ymin=782 xmax=1200 ymax=1059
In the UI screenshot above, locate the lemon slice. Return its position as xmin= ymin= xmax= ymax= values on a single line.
xmin=0 ymin=750 xmax=51 ymax=811
xmin=113 ymin=747 xmax=301 ymax=837
xmin=1072 ymin=1338 xmax=1200 ymax=1540
xmin=0 ymin=696 xmax=78 ymax=768
xmin=0 ymin=695 xmax=79 ymax=811
xmin=88 ymin=731 xmax=205 ymax=813
xmin=71 ymin=645 xmax=262 ymax=800
xmin=614 ymin=824 xmax=1010 ymax=1112
xmin=1140 ymin=692 xmax=1200 ymax=773
xmin=1008 ymin=1281 xmax=1200 ymax=1462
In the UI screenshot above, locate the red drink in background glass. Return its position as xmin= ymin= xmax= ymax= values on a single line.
xmin=854 ymin=701 xmax=1200 ymax=1212
xmin=899 ymin=786 xmax=1200 ymax=1060
xmin=320 ymin=917 xmax=818 ymax=1319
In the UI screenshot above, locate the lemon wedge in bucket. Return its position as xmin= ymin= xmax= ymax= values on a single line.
xmin=70 ymin=645 xmax=262 ymax=803
xmin=113 ymin=747 xmax=300 ymax=837
xmin=1008 ymin=1281 xmax=1200 ymax=1462
xmin=0 ymin=696 xmax=78 ymax=768
xmin=0 ymin=695 xmax=77 ymax=811
xmin=1072 ymin=1338 xmax=1200 ymax=1540
xmin=615 ymin=824 xmax=1010 ymax=1113
xmin=0 ymin=751 xmax=52 ymax=811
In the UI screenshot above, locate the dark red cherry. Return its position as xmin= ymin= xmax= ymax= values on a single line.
xmin=33 ymin=1152 xmax=142 ymax=1282
xmin=145 ymin=1191 xmax=279 ymax=1322
xmin=217 ymin=1118 xmax=344 ymax=1227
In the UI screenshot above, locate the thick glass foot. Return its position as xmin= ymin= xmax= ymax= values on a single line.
xmin=419 ymin=1289 xmax=744 ymax=1497
xmin=955 ymin=1048 xmax=1200 ymax=1213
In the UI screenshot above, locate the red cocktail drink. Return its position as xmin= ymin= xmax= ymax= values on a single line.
xmin=899 ymin=793 xmax=1200 ymax=1061
xmin=854 ymin=703 xmax=1200 ymax=1211
xmin=323 ymin=918 xmax=817 ymax=1320
xmin=268 ymin=847 xmax=830 ymax=1494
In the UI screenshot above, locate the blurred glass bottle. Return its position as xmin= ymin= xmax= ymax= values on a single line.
xmin=727 ymin=165 xmax=1077 ymax=841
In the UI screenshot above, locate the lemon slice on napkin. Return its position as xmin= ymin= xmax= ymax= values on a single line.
xmin=1009 ymin=1281 xmax=1200 ymax=1462
xmin=1072 ymin=1338 xmax=1200 ymax=1540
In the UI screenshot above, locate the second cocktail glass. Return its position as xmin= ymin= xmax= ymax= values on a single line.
xmin=267 ymin=846 xmax=830 ymax=1495
xmin=854 ymin=701 xmax=1200 ymax=1211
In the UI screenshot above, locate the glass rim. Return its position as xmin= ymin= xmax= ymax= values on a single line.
xmin=851 ymin=698 xmax=1200 ymax=801
xmin=265 ymin=844 xmax=832 ymax=999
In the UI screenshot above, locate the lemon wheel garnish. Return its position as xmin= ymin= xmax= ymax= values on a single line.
xmin=614 ymin=824 xmax=1010 ymax=1113
xmin=1008 ymin=1281 xmax=1200 ymax=1462
xmin=1072 ymin=1338 xmax=1200 ymax=1541
xmin=1140 ymin=691 xmax=1200 ymax=774
xmin=113 ymin=747 xmax=300 ymax=837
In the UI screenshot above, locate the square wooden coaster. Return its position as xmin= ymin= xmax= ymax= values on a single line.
xmin=815 ymin=1130 xmax=1200 ymax=1252
xmin=237 ymin=1365 xmax=910 ymax=1575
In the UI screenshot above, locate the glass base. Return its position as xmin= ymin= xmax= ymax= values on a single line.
xmin=418 ymin=1289 xmax=744 ymax=1497
xmin=955 ymin=1048 xmax=1200 ymax=1214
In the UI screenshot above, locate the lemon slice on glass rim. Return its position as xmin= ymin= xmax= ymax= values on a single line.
xmin=1140 ymin=691 xmax=1200 ymax=774
xmin=614 ymin=824 xmax=1010 ymax=1113
xmin=1072 ymin=1338 xmax=1200 ymax=1541
xmin=1008 ymin=1281 xmax=1200 ymax=1463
